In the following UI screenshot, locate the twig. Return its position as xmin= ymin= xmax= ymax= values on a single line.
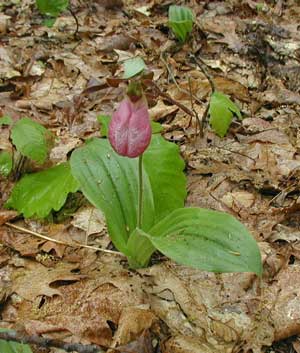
xmin=160 ymin=53 xmax=204 ymax=106
xmin=189 ymin=54 xmax=216 ymax=136
xmin=188 ymin=77 xmax=202 ymax=138
xmin=144 ymin=80 xmax=194 ymax=118
xmin=69 ymin=5 xmax=79 ymax=38
xmin=214 ymin=145 xmax=256 ymax=162
xmin=200 ymin=104 xmax=209 ymax=138
xmin=0 ymin=330 xmax=103 ymax=353
xmin=5 ymin=222 xmax=125 ymax=257
xmin=189 ymin=54 xmax=215 ymax=93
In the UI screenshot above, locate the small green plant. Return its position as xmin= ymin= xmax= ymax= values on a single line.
xmin=168 ymin=5 xmax=194 ymax=43
xmin=2 ymin=117 xmax=78 ymax=218
xmin=35 ymin=0 xmax=69 ymax=27
xmin=208 ymin=91 xmax=243 ymax=137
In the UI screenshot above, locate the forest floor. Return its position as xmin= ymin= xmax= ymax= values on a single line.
xmin=1 ymin=0 xmax=300 ymax=352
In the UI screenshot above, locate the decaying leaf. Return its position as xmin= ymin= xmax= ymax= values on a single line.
xmin=12 ymin=260 xmax=84 ymax=300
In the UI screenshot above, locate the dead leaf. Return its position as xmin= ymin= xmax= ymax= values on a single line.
xmin=71 ymin=206 xmax=106 ymax=236
xmin=112 ymin=308 xmax=157 ymax=347
xmin=0 ymin=210 xmax=18 ymax=225
xmin=114 ymin=330 xmax=154 ymax=353
xmin=237 ymin=130 xmax=290 ymax=145
xmin=0 ymin=228 xmax=43 ymax=257
xmin=149 ymin=100 xmax=178 ymax=121
xmin=12 ymin=260 xmax=84 ymax=300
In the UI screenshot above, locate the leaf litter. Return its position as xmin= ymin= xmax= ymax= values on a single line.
xmin=1 ymin=0 xmax=300 ymax=352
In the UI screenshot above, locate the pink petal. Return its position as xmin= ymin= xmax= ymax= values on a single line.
xmin=108 ymin=97 xmax=151 ymax=158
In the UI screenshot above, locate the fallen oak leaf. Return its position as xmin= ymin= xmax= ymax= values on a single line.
xmin=12 ymin=260 xmax=85 ymax=301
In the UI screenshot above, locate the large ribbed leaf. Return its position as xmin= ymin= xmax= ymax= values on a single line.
xmin=144 ymin=135 xmax=186 ymax=221
xmin=70 ymin=138 xmax=155 ymax=254
xmin=168 ymin=5 xmax=194 ymax=42
xmin=145 ymin=208 xmax=262 ymax=275
xmin=5 ymin=163 xmax=79 ymax=218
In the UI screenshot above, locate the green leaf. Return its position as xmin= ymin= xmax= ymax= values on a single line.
xmin=168 ymin=5 xmax=194 ymax=43
xmin=5 ymin=163 xmax=79 ymax=218
xmin=209 ymin=91 xmax=242 ymax=137
xmin=145 ymin=208 xmax=262 ymax=275
xmin=97 ymin=115 xmax=111 ymax=137
xmin=144 ymin=135 xmax=186 ymax=221
xmin=0 ymin=116 xmax=13 ymax=126
xmin=36 ymin=0 xmax=69 ymax=17
xmin=42 ymin=17 xmax=56 ymax=27
xmin=0 ymin=151 xmax=13 ymax=177
xmin=150 ymin=121 xmax=163 ymax=134
xmin=123 ymin=57 xmax=146 ymax=79
xmin=11 ymin=117 xmax=54 ymax=164
xmin=97 ymin=115 xmax=163 ymax=137
xmin=70 ymin=138 xmax=155 ymax=254
xmin=0 ymin=329 xmax=33 ymax=353
xmin=127 ymin=228 xmax=155 ymax=268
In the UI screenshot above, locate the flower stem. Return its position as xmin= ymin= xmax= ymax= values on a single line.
xmin=137 ymin=154 xmax=143 ymax=229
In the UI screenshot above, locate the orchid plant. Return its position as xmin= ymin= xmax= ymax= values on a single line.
xmin=70 ymin=79 xmax=262 ymax=275
xmin=3 ymin=58 xmax=262 ymax=274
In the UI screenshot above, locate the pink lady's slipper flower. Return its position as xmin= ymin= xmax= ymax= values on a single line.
xmin=108 ymin=96 xmax=151 ymax=158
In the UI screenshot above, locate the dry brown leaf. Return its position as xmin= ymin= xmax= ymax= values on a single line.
xmin=0 ymin=210 xmax=18 ymax=226
xmin=168 ymin=76 xmax=249 ymax=102
xmin=4 ymin=257 xmax=148 ymax=346
xmin=163 ymin=335 xmax=224 ymax=353
xmin=293 ymin=339 xmax=300 ymax=353
xmin=266 ymin=264 xmax=300 ymax=341
xmin=12 ymin=260 xmax=84 ymax=300
xmin=113 ymin=330 xmax=154 ymax=353
xmin=40 ymin=228 xmax=73 ymax=258
xmin=221 ymin=191 xmax=255 ymax=211
xmin=112 ymin=308 xmax=157 ymax=347
xmin=0 ymin=228 xmax=43 ymax=257
xmin=237 ymin=130 xmax=290 ymax=145
xmin=71 ymin=206 xmax=106 ymax=236
xmin=149 ymin=100 xmax=178 ymax=121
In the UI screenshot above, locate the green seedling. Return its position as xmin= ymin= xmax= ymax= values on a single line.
xmin=208 ymin=91 xmax=243 ymax=137
xmin=36 ymin=0 xmax=69 ymax=27
xmin=168 ymin=5 xmax=194 ymax=43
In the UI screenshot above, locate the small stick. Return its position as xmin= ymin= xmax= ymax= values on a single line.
xmin=160 ymin=53 xmax=204 ymax=106
xmin=5 ymin=222 xmax=125 ymax=257
xmin=0 ymin=330 xmax=103 ymax=353
xmin=145 ymin=80 xmax=194 ymax=118
xmin=189 ymin=54 xmax=215 ymax=93
xmin=189 ymin=54 xmax=216 ymax=136
xmin=188 ymin=77 xmax=201 ymax=137
xmin=69 ymin=5 xmax=79 ymax=38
